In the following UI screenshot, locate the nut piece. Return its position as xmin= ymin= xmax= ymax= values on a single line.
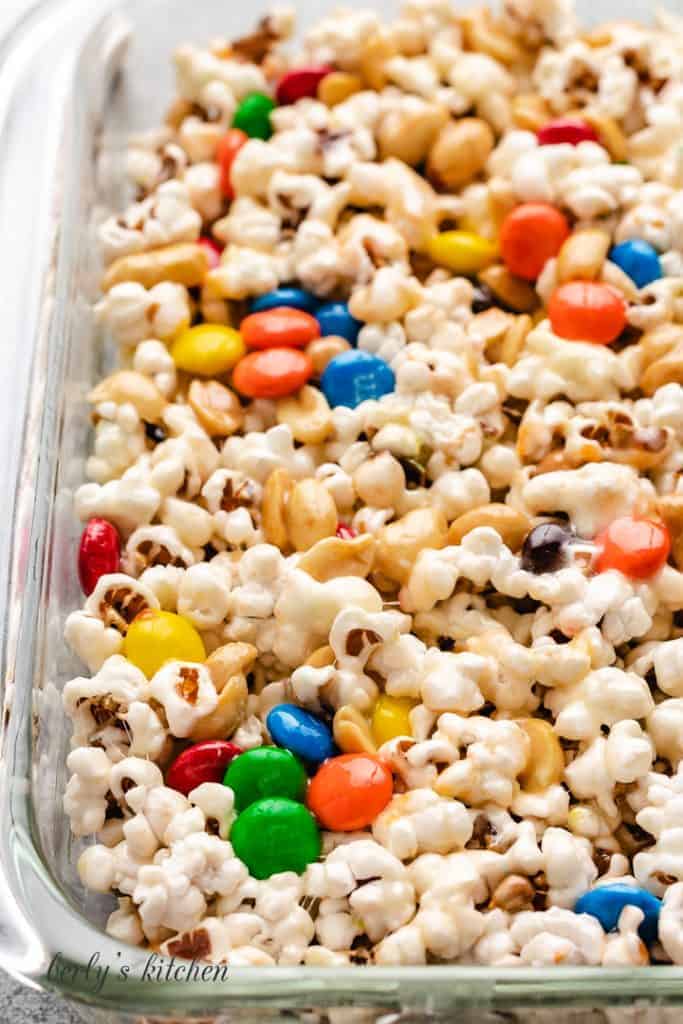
xmin=490 ymin=875 xmax=535 ymax=912
xmin=101 ymin=243 xmax=209 ymax=292
xmin=188 ymin=673 xmax=248 ymax=741
xmin=318 ymin=71 xmax=362 ymax=106
xmin=447 ymin=504 xmax=531 ymax=551
xmin=498 ymin=314 xmax=533 ymax=366
xmin=298 ymin=534 xmax=376 ymax=582
xmin=657 ymin=494 xmax=683 ymax=570
xmin=461 ymin=8 xmax=523 ymax=65
xmin=275 ymin=385 xmax=333 ymax=445
xmin=517 ymin=718 xmax=564 ymax=793
xmin=262 ymin=467 xmax=293 ymax=551
xmin=285 ymin=479 xmax=338 ymax=552
xmin=306 ymin=336 xmax=352 ymax=377
xmin=641 ymin=347 xmax=683 ymax=395
xmin=200 ymin=285 xmax=231 ymax=326
xmin=359 ymin=31 xmax=397 ymax=90
xmin=378 ymin=103 xmax=448 ymax=166
xmin=205 ymin=642 xmax=258 ymax=692
xmin=305 ymin=645 xmax=336 ymax=668
xmin=333 ymin=705 xmax=377 ymax=755
xmin=88 ymin=371 xmax=167 ymax=422
xmin=427 ymin=118 xmax=495 ymax=191
xmin=478 ymin=264 xmax=538 ymax=313
xmin=375 ymin=507 xmax=449 ymax=585
xmin=582 ymin=110 xmax=627 ymax=162
xmin=512 ymin=93 xmax=551 ymax=131
xmin=188 ymin=379 xmax=244 ymax=437
xmin=556 ymin=229 xmax=611 ymax=284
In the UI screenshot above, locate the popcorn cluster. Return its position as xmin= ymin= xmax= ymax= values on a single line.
xmin=64 ymin=0 xmax=683 ymax=969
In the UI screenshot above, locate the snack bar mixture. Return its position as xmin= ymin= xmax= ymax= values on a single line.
xmin=64 ymin=0 xmax=683 ymax=968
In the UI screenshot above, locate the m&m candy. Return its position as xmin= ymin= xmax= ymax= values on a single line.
xmin=224 ymin=746 xmax=307 ymax=811
xmin=216 ymin=129 xmax=248 ymax=198
xmin=548 ymin=281 xmax=626 ymax=344
xmin=315 ymin=302 xmax=363 ymax=344
xmin=167 ymin=740 xmax=241 ymax=796
xmin=276 ymin=66 xmax=333 ymax=105
xmin=230 ymin=797 xmax=321 ymax=878
xmin=78 ymin=518 xmax=120 ymax=595
xmin=240 ymin=307 xmax=320 ymax=350
xmin=250 ymin=287 xmax=319 ymax=314
xmin=595 ymin=516 xmax=670 ymax=579
xmin=537 ymin=118 xmax=599 ymax=146
xmin=123 ymin=609 xmax=206 ymax=678
xmin=575 ymin=884 xmax=662 ymax=945
xmin=233 ymin=92 xmax=275 ymax=140
xmin=232 ymin=347 xmax=313 ymax=398
xmin=321 ymin=350 xmax=395 ymax=409
xmin=500 ymin=202 xmax=570 ymax=280
xmin=266 ymin=704 xmax=335 ymax=764
xmin=609 ymin=239 xmax=662 ymax=289
xmin=307 ymin=753 xmax=393 ymax=831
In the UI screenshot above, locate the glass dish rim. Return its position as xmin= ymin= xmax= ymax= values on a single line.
xmin=1 ymin=0 xmax=683 ymax=1015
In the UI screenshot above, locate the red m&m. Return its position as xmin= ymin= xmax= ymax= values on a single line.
xmin=167 ymin=740 xmax=242 ymax=796
xmin=537 ymin=118 xmax=599 ymax=146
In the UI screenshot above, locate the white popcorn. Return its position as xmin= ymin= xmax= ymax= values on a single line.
xmin=98 ymin=181 xmax=201 ymax=264
xmin=660 ymin=882 xmax=683 ymax=965
xmin=373 ymin=789 xmax=472 ymax=860
xmin=511 ymin=907 xmax=605 ymax=965
xmin=64 ymin=747 xmax=113 ymax=836
xmin=95 ymin=281 xmax=190 ymax=347
xmin=149 ymin=661 xmax=218 ymax=737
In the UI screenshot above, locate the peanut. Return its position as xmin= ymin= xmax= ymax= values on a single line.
xmin=275 ymin=385 xmax=333 ymax=445
xmin=656 ymin=494 xmax=683 ymax=570
xmin=88 ymin=371 xmax=167 ymax=423
xmin=461 ymin=8 xmax=523 ymax=65
xmin=378 ymin=103 xmax=448 ymax=166
xmin=512 ymin=93 xmax=551 ymax=132
xmin=499 ymin=314 xmax=533 ymax=366
xmin=305 ymin=645 xmax=336 ymax=668
xmin=478 ymin=264 xmax=538 ymax=313
xmin=189 ymin=673 xmax=248 ymax=741
xmin=427 ymin=118 xmax=494 ymax=191
xmin=447 ymin=504 xmax=531 ymax=551
xmin=556 ymin=229 xmax=611 ymax=284
xmin=188 ymin=379 xmax=244 ymax=437
xmin=101 ymin=243 xmax=209 ymax=292
xmin=298 ymin=534 xmax=376 ymax=583
xmin=285 ymin=479 xmax=338 ymax=552
xmin=490 ymin=875 xmax=535 ymax=912
xmin=205 ymin=642 xmax=257 ymax=692
xmin=333 ymin=705 xmax=377 ymax=755
xmin=262 ymin=467 xmax=292 ymax=550
xmin=306 ymin=336 xmax=352 ymax=377
xmin=375 ymin=507 xmax=448 ymax=585
xmin=517 ymin=718 xmax=564 ymax=793
xmin=582 ymin=110 xmax=627 ymax=162
xmin=318 ymin=71 xmax=362 ymax=107
xmin=359 ymin=31 xmax=397 ymax=90
xmin=641 ymin=348 xmax=683 ymax=395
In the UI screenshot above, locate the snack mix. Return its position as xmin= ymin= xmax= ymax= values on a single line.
xmin=64 ymin=0 xmax=683 ymax=968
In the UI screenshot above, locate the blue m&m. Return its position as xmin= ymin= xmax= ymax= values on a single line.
xmin=574 ymin=883 xmax=662 ymax=944
xmin=315 ymin=302 xmax=363 ymax=344
xmin=321 ymin=350 xmax=395 ymax=409
xmin=609 ymin=239 xmax=662 ymax=289
xmin=266 ymin=704 xmax=335 ymax=764
xmin=249 ymin=287 xmax=319 ymax=314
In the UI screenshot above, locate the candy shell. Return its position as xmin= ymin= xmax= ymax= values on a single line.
xmin=232 ymin=347 xmax=313 ymax=398
xmin=123 ymin=609 xmax=206 ymax=678
xmin=233 ymin=92 xmax=275 ymax=140
xmin=266 ymin=704 xmax=335 ymax=764
xmin=171 ymin=324 xmax=245 ymax=376
xmin=537 ymin=118 xmax=599 ymax=146
xmin=224 ymin=746 xmax=307 ymax=812
xmin=216 ymin=129 xmax=248 ymax=198
xmin=78 ymin=518 xmax=120 ymax=595
xmin=371 ymin=695 xmax=416 ymax=747
xmin=548 ymin=280 xmax=626 ymax=344
xmin=167 ymin=740 xmax=241 ymax=796
xmin=315 ymin=302 xmax=363 ymax=344
xmin=241 ymin=307 xmax=320 ymax=350
xmin=595 ymin=516 xmax=670 ymax=580
xmin=321 ymin=350 xmax=395 ymax=409
xmin=500 ymin=203 xmax=570 ymax=281
xmin=250 ymin=287 xmax=319 ymax=314
xmin=307 ymin=753 xmax=393 ymax=831
xmin=428 ymin=230 xmax=498 ymax=275
xmin=575 ymin=884 xmax=662 ymax=945
xmin=276 ymin=66 xmax=333 ymax=105
xmin=230 ymin=797 xmax=321 ymax=878
xmin=609 ymin=239 xmax=662 ymax=289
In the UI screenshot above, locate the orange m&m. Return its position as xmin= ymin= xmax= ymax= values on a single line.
xmin=216 ymin=129 xmax=248 ymax=199
xmin=549 ymin=280 xmax=626 ymax=344
xmin=241 ymin=307 xmax=321 ymax=350
xmin=232 ymin=347 xmax=313 ymax=399
xmin=307 ymin=753 xmax=393 ymax=831
xmin=499 ymin=202 xmax=570 ymax=280
xmin=595 ymin=516 xmax=670 ymax=580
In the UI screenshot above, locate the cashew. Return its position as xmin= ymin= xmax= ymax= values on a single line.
xmin=305 ymin=336 xmax=352 ymax=377
xmin=275 ymin=385 xmax=333 ymax=445
xmin=88 ymin=371 xmax=167 ymax=422
xmin=333 ymin=705 xmax=377 ymax=755
xmin=427 ymin=118 xmax=495 ymax=191
xmin=188 ymin=673 xmax=248 ymax=741
xmin=375 ymin=507 xmax=448 ymax=585
xmin=318 ymin=71 xmax=363 ymax=106
xmin=188 ymin=379 xmax=244 ymax=437
xmin=517 ymin=718 xmax=564 ymax=793
xmin=447 ymin=504 xmax=531 ymax=551
xmin=205 ymin=642 xmax=258 ymax=692
xmin=478 ymin=265 xmax=538 ymax=313
xmin=378 ymin=102 xmax=448 ymax=167
xmin=298 ymin=534 xmax=376 ymax=582
xmin=285 ymin=479 xmax=338 ymax=552
xmin=556 ymin=229 xmax=611 ymax=284
xmin=262 ymin=467 xmax=293 ymax=551
xmin=101 ymin=243 xmax=209 ymax=292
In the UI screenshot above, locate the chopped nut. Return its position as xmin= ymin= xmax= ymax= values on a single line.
xmin=490 ymin=874 xmax=535 ymax=912
xmin=262 ymin=467 xmax=293 ymax=551
xmin=359 ymin=31 xmax=397 ymax=90
xmin=285 ymin=479 xmax=338 ymax=552
xmin=447 ymin=504 xmax=531 ymax=551
xmin=275 ymin=385 xmax=333 ymax=445
xmin=318 ymin=71 xmax=363 ymax=107
xmin=333 ymin=705 xmax=377 ymax=755
xmin=556 ymin=229 xmax=611 ymax=284
xmin=478 ymin=265 xmax=538 ymax=313
xmin=189 ymin=379 xmax=244 ymax=437
xmin=205 ymin=642 xmax=258 ymax=692
xmin=101 ymin=243 xmax=209 ymax=292
xmin=378 ymin=103 xmax=448 ymax=167
xmin=427 ymin=118 xmax=495 ymax=191
xmin=375 ymin=507 xmax=448 ymax=585
xmin=89 ymin=371 xmax=167 ymax=423
xmin=517 ymin=718 xmax=564 ymax=793
xmin=297 ymin=534 xmax=376 ymax=582
xmin=657 ymin=494 xmax=683 ymax=570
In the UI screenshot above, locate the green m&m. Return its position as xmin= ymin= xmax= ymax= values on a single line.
xmin=224 ymin=746 xmax=306 ymax=812
xmin=230 ymin=797 xmax=321 ymax=879
xmin=233 ymin=92 xmax=275 ymax=140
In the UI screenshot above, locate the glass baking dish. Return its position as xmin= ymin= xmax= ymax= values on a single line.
xmin=1 ymin=0 xmax=683 ymax=1020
